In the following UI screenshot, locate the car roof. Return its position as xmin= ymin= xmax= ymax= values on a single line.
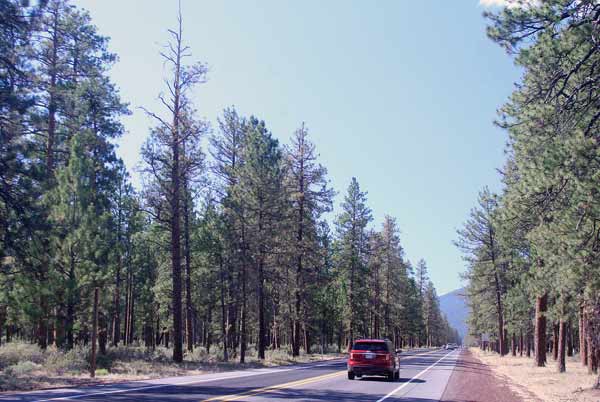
xmin=354 ymin=339 xmax=387 ymax=343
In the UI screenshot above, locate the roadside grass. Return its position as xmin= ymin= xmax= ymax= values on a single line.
xmin=471 ymin=347 xmax=600 ymax=402
xmin=0 ymin=341 xmax=343 ymax=392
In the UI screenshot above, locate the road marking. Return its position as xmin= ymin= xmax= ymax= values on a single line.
xmin=32 ymin=366 xmax=334 ymax=402
xmin=31 ymin=350 xmax=439 ymax=401
xmin=200 ymin=370 xmax=345 ymax=402
xmin=375 ymin=350 xmax=456 ymax=402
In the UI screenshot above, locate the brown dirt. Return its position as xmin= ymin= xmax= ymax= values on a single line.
xmin=472 ymin=347 xmax=600 ymax=402
xmin=441 ymin=349 xmax=536 ymax=402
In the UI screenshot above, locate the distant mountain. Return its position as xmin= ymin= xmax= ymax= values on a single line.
xmin=439 ymin=288 xmax=469 ymax=341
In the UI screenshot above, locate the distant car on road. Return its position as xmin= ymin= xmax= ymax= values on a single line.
xmin=444 ymin=343 xmax=458 ymax=350
xmin=347 ymin=339 xmax=400 ymax=381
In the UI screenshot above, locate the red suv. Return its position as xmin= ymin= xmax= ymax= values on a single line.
xmin=347 ymin=339 xmax=400 ymax=381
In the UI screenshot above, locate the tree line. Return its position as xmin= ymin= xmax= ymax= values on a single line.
xmin=0 ymin=0 xmax=459 ymax=364
xmin=457 ymin=0 xmax=600 ymax=388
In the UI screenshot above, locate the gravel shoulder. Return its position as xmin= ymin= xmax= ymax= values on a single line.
xmin=441 ymin=349 xmax=529 ymax=402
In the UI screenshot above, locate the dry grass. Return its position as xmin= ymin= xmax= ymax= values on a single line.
xmin=471 ymin=347 xmax=600 ymax=402
xmin=0 ymin=341 xmax=343 ymax=392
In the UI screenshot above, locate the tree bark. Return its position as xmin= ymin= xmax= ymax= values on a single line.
xmin=558 ymin=320 xmax=566 ymax=373
xmin=184 ymin=188 xmax=193 ymax=353
xmin=535 ymin=294 xmax=548 ymax=367
xmin=588 ymin=334 xmax=598 ymax=374
xmin=553 ymin=322 xmax=559 ymax=361
xmin=581 ymin=306 xmax=588 ymax=366
xmin=519 ymin=329 xmax=523 ymax=356
xmin=90 ymin=288 xmax=99 ymax=378
xmin=112 ymin=269 xmax=121 ymax=346
xmin=511 ymin=332 xmax=516 ymax=356
xmin=567 ymin=321 xmax=573 ymax=357
xmin=219 ymin=256 xmax=228 ymax=361
xmin=239 ymin=227 xmax=248 ymax=364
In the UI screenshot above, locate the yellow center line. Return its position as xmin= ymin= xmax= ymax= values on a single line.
xmin=200 ymin=370 xmax=345 ymax=402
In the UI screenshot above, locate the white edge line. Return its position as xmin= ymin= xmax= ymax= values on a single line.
xmin=375 ymin=350 xmax=456 ymax=402
xmin=33 ymin=369 xmax=301 ymax=402
xmin=33 ymin=349 xmax=441 ymax=402
xmin=33 ymin=360 xmax=344 ymax=402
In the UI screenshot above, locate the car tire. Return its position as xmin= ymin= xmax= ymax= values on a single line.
xmin=387 ymin=371 xmax=395 ymax=382
xmin=348 ymin=371 xmax=355 ymax=380
xmin=395 ymin=370 xmax=400 ymax=380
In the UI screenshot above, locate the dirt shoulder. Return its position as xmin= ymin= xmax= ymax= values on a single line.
xmin=441 ymin=349 xmax=530 ymax=402
xmin=471 ymin=347 xmax=600 ymax=402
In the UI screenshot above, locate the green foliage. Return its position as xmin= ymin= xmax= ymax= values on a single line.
xmin=0 ymin=1 xmax=461 ymax=378
xmin=462 ymin=2 xmax=600 ymax=378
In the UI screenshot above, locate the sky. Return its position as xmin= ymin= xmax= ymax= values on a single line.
xmin=73 ymin=0 xmax=520 ymax=295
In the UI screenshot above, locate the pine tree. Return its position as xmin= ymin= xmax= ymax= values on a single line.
xmin=335 ymin=178 xmax=372 ymax=346
xmin=456 ymin=188 xmax=507 ymax=355
xmin=140 ymin=5 xmax=206 ymax=362
xmin=233 ymin=117 xmax=286 ymax=360
xmin=284 ymin=123 xmax=333 ymax=356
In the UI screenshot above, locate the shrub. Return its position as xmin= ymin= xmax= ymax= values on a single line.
xmin=0 ymin=361 xmax=42 ymax=391
xmin=0 ymin=341 xmax=45 ymax=369
xmin=45 ymin=345 xmax=88 ymax=375
xmin=4 ymin=361 xmax=42 ymax=376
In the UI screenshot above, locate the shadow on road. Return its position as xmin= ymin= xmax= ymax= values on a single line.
xmin=356 ymin=376 xmax=426 ymax=384
xmin=83 ymin=385 xmax=459 ymax=402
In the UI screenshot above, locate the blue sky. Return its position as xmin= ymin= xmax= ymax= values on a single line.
xmin=74 ymin=0 xmax=520 ymax=295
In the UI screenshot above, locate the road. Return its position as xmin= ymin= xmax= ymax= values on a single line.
xmin=0 ymin=349 xmax=461 ymax=402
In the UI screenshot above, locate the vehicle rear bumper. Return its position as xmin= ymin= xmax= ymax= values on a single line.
xmin=348 ymin=365 xmax=394 ymax=376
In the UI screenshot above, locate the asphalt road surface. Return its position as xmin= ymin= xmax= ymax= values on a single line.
xmin=0 ymin=349 xmax=461 ymax=402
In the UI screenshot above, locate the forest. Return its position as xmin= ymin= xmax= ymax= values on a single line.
xmin=0 ymin=0 xmax=459 ymax=371
xmin=458 ymin=0 xmax=600 ymax=388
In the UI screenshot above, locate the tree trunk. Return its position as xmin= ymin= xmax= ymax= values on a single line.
xmin=240 ymin=259 xmax=247 ymax=363
xmin=257 ymin=206 xmax=266 ymax=361
xmin=558 ymin=320 xmax=566 ymax=373
xmin=98 ymin=311 xmax=108 ymax=355
xmin=219 ymin=256 xmax=228 ymax=361
xmin=519 ymin=329 xmax=523 ymax=357
xmin=581 ymin=306 xmax=588 ymax=366
xmin=90 ymin=288 xmax=99 ymax=378
xmin=112 ymin=257 xmax=121 ymax=346
xmin=124 ymin=265 xmax=133 ymax=345
xmin=184 ymin=189 xmax=193 ymax=353
xmin=257 ymin=258 xmax=266 ymax=360
xmin=553 ymin=323 xmax=559 ymax=361
xmin=511 ymin=332 xmax=516 ymax=356
xmin=567 ymin=321 xmax=573 ymax=357
xmin=535 ymin=294 xmax=548 ymax=367
xmin=588 ymin=334 xmax=598 ymax=375
xmin=206 ymin=305 xmax=212 ymax=354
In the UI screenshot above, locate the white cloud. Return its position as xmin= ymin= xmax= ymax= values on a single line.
xmin=479 ymin=0 xmax=539 ymax=8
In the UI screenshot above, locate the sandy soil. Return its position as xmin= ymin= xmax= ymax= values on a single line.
xmin=471 ymin=347 xmax=600 ymax=402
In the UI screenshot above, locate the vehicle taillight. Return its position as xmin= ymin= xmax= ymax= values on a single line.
xmin=385 ymin=354 xmax=390 ymax=361
xmin=351 ymin=353 xmax=356 ymax=360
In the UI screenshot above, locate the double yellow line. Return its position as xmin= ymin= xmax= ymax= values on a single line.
xmin=201 ymin=350 xmax=439 ymax=401
xmin=200 ymin=370 xmax=345 ymax=402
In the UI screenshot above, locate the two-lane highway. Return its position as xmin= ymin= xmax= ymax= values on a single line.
xmin=0 ymin=349 xmax=460 ymax=402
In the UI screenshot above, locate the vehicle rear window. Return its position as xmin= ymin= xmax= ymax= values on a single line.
xmin=352 ymin=342 xmax=388 ymax=351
